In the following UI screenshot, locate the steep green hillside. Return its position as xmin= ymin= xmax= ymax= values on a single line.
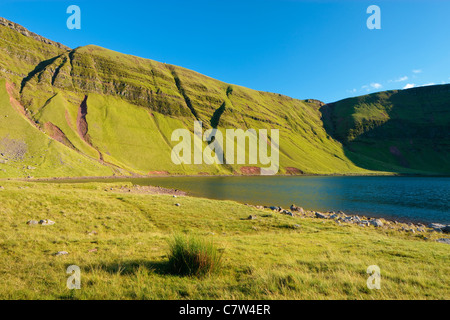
xmin=0 ymin=79 xmax=114 ymax=178
xmin=321 ymin=85 xmax=450 ymax=174
xmin=0 ymin=17 xmax=448 ymax=177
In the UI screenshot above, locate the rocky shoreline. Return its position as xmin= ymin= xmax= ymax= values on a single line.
xmin=245 ymin=203 xmax=450 ymax=244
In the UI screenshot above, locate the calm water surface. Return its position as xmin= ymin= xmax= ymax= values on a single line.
xmin=53 ymin=176 xmax=450 ymax=224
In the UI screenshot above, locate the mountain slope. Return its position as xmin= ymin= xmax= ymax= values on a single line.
xmin=321 ymin=85 xmax=450 ymax=174
xmin=0 ymin=17 xmax=448 ymax=177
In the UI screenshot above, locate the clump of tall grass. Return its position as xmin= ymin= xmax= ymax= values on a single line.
xmin=167 ymin=234 xmax=223 ymax=277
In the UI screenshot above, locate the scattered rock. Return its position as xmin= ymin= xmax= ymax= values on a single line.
xmin=436 ymin=238 xmax=450 ymax=245
xmin=26 ymin=220 xmax=38 ymax=225
xmin=281 ymin=209 xmax=294 ymax=217
xmin=88 ymin=248 xmax=98 ymax=253
xmin=442 ymin=226 xmax=450 ymax=234
xmin=315 ymin=212 xmax=328 ymax=219
xmin=290 ymin=204 xmax=304 ymax=213
xmin=429 ymin=223 xmax=446 ymax=229
xmin=39 ymin=219 xmax=55 ymax=226
xmin=247 ymin=215 xmax=257 ymax=220
xmin=175 ymin=203 xmax=181 ymax=207
xmin=54 ymin=251 xmax=69 ymax=256
xmin=87 ymin=230 xmax=98 ymax=236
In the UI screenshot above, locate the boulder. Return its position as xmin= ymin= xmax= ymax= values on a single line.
xmin=290 ymin=204 xmax=304 ymax=213
xmin=442 ymin=226 xmax=450 ymax=234
xmin=369 ymin=219 xmax=383 ymax=227
xmin=315 ymin=212 xmax=328 ymax=219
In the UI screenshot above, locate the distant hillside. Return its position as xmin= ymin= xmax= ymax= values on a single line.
xmin=0 ymin=17 xmax=448 ymax=178
xmin=321 ymin=85 xmax=450 ymax=174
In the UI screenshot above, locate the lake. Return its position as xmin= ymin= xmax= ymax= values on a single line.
xmin=53 ymin=175 xmax=450 ymax=225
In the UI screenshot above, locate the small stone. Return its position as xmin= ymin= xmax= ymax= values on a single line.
xmin=54 ymin=251 xmax=69 ymax=256
xmin=281 ymin=209 xmax=294 ymax=217
xmin=436 ymin=238 xmax=450 ymax=245
xmin=175 ymin=203 xmax=181 ymax=207
xmin=247 ymin=215 xmax=257 ymax=220
xmin=27 ymin=220 xmax=39 ymax=225
xmin=39 ymin=219 xmax=55 ymax=226
xmin=88 ymin=248 xmax=98 ymax=253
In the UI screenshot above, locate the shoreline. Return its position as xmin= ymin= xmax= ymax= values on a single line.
xmin=3 ymin=174 xmax=449 ymax=228
xmin=3 ymin=170 xmax=450 ymax=183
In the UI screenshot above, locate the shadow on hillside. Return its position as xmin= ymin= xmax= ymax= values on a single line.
xmin=319 ymin=103 xmax=450 ymax=174
xmin=20 ymin=55 xmax=61 ymax=93
xmin=80 ymin=259 xmax=171 ymax=276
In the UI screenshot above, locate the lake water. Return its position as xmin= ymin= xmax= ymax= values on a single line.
xmin=51 ymin=176 xmax=450 ymax=224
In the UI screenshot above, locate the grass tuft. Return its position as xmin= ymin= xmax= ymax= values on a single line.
xmin=167 ymin=234 xmax=223 ymax=277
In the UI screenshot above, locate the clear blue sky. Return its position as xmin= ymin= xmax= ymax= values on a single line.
xmin=1 ymin=0 xmax=449 ymax=102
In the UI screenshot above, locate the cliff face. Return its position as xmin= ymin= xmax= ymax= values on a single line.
xmin=0 ymin=17 xmax=449 ymax=178
xmin=0 ymin=17 xmax=69 ymax=50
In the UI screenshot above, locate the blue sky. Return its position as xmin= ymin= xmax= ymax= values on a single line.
xmin=1 ymin=0 xmax=449 ymax=102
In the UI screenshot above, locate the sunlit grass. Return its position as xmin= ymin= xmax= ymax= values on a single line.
xmin=0 ymin=180 xmax=448 ymax=299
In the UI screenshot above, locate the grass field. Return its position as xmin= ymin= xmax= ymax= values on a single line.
xmin=0 ymin=180 xmax=448 ymax=299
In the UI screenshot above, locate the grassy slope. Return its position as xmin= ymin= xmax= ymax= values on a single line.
xmin=17 ymin=43 xmax=371 ymax=176
xmin=322 ymin=86 xmax=450 ymax=174
xmin=0 ymin=79 xmax=114 ymax=178
xmin=0 ymin=180 xmax=448 ymax=299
